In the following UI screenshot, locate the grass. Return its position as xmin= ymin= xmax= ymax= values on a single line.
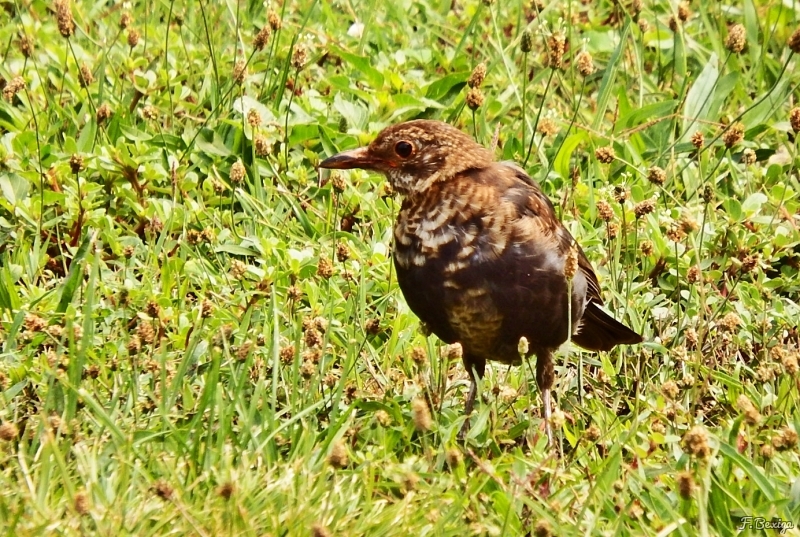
xmin=1 ymin=0 xmax=800 ymax=535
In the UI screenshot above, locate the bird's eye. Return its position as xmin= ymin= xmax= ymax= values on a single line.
xmin=394 ymin=141 xmax=414 ymax=158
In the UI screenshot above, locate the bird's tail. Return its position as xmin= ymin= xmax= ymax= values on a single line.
xmin=572 ymin=302 xmax=642 ymax=352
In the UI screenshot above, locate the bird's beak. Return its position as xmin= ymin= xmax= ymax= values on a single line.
xmin=319 ymin=147 xmax=376 ymax=170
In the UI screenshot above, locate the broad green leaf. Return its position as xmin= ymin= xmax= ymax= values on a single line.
xmin=682 ymin=54 xmax=719 ymax=140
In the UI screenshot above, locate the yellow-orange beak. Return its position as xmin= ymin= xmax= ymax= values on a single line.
xmin=319 ymin=147 xmax=377 ymax=170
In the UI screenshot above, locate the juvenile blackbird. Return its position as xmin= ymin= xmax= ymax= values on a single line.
xmin=320 ymin=119 xmax=642 ymax=444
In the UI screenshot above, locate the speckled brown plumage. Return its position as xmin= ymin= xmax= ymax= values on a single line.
xmin=320 ymin=119 xmax=642 ymax=445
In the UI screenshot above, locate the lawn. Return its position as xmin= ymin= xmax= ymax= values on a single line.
xmin=1 ymin=0 xmax=800 ymax=535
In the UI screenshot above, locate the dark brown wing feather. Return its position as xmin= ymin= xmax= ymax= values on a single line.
xmin=501 ymin=163 xmax=642 ymax=352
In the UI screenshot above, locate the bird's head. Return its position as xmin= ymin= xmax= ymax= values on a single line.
xmin=319 ymin=120 xmax=494 ymax=196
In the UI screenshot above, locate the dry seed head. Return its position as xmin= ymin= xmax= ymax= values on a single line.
xmin=662 ymin=380 xmax=679 ymax=400
xmin=201 ymin=227 xmax=215 ymax=243
xmin=741 ymin=254 xmax=758 ymax=273
xmin=548 ymin=31 xmax=566 ymax=69
xmin=247 ymin=108 xmax=261 ymax=128
xmin=637 ymin=19 xmax=650 ymax=33
xmin=595 ymin=146 xmax=615 ymax=163
xmin=640 ymin=240 xmax=653 ymax=256
xmin=0 ymin=422 xmax=19 ymax=441
xmin=668 ymin=16 xmax=679 ymax=33
xmin=756 ymin=364 xmax=777 ymax=383
xmin=287 ymin=285 xmax=302 ymax=301
xmin=445 ymin=342 xmax=463 ymax=360
xmin=586 ymin=424 xmax=601 ymax=442
xmin=789 ymin=107 xmax=800 ymax=133
xmin=327 ymin=439 xmax=348 ymax=468
xmin=127 ymin=28 xmax=140 ymax=48
xmin=312 ymin=524 xmax=332 ymax=537
xmin=736 ymin=394 xmax=761 ymax=425
xmin=127 ymin=335 xmax=142 ymax=354
xmin=682 ymin=425 xmax=711 ymax=458
xmin=677 ymin=2 xmax=690 ymax=22
xmin=630 ymin=0 xmax=643 ymax=17
xmin=375 ymin=410 xmax=391 ymax=426
xmin=520 ymin=29 xmax=533 ymax=53
xmin=607 ymin=222 xmax=620 ymax=239
xmin=69 ymin=154 xmax=84 ymax=174
xmin=55 ymin=0 xmax=75 ymax=38
xmin=467 ymin=62 xmax=487 ymax=88
xmin=141 ymin=104 xmax=158 ymax=120
xmin=412 ymin=397 xmax=432 ymax=431
xmin=788 ymin=27 xmax=800 ymax=54
xmin=255 ymin=135 xmax=271 ymax=157
xmin=152 ymin=480 xmax=174 ymax=500
xmin=686 ymin=265 xmax=701 ymax=284
xmin=331 ymin=172 xmax=346 ymax=192
xmin=725 ymin=24 xmax=746 ymax=53
xmin=336 ymin=242 xmax=350 ymax=262
xmin=79 ymin=64 xmax=94 ymax=87
xmin=233 ymin=60 xmax=247 ymax=85
xmin=317 ymin=257 xmax=334 ymax=279
xmin=304 ymin=327 xmax=322 ymax=348
xmin=773 ymin=427 xmax=798 ymax=451
xmin=446 ymin=447 xmax=463 ymax=468
xmin=279 ymin=345 xmax=295 ymax=364
xmin=230 ymin=160 xmax=246 ymax=183
xmin=74 ymin=491 xmax=90 ymax=515
xmin=680 ymin=214 xmax=699 ymax=233
xmin=2 ymin=76 xmax=25 ymax=102
xmin=533 ymin=519 xmax=553 ymax=537
xmin=17 ymin=34 xmax=33 ymax=57
xmin=217 ymin=482 xmax=234 ymax=500
xmin=24 ymin=313 xmax=48 ymax=332
xmin=575 ymin=50 xmax=594 ymax=76
xmin=564 ymin=243 xmax=578 ymax=281
xmin=781 ymin=351 xmax=798 ymax=375
xmin=235 ymin=342 xmax=253 ymax=361
xmin=634 ymin=198 xmax=656 ymax=218
xmin=517 ymin=336 xmax=530 ymax=356
xmin=291 ymin=45 xmax=308 ymax=70
xmin=253 ymin=26 xmax=271 ymax=51
xmin=677 ymin=471 xmax=694 ymax=499
xmin=718 ymin=312 xmax=741 ymax=332
xmin=741 ymin=148 xmax=756 ymax=165
xmin=647 ymin=165 xmax=666 ymax=186
xmin=411 ymin=346 xmax=427 ymax=365
xmin=466 ymin=87 xmax=485 ymax=110
xmin=690 ymin=131 xmax=704 ymax=149
xmin=596 ymin=200 xmax=614 ymax=221
xmin=760 ymin=443 xmax=774 ymax=459
xmin=613 ymin=186 xmax=629 ymax=204
xmin=136 ymin=321 xmax=156 ymax=345
xmin=96 ymin=103 xmax=112 ymax=123
xmin=723 ymin=122 xmax=745 ymax=148
xmin=230 ymin=259 xmax=247 ymax=279
xmin=119 ymin=12 xmax=132 ymax=29
xmin=537 ymin=117 xmax=558 ymax=137
xmin=268 ymin=10 xmax=281 ymax=30
xmin=300 ymin=360 xmax=316 ymax=379
xmin=701 ymin=184 xmax=714 ymax=203
xmin=200 ymin=298 xmax=213 ymax=318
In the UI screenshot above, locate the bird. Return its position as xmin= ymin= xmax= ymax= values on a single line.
xmin=319 ymin=119 xmax=642 ymax=445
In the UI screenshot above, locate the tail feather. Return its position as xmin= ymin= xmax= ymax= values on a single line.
xmin=572 ymin=302 xmax=642 ymax=352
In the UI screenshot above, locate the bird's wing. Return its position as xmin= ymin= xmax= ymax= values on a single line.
xmin=496 ymin=162 xmax=604 ymax=305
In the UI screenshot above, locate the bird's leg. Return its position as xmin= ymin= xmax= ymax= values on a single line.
xmin=459 ymin=355 xmax=485 ymax=440
xmin=536 ymin=351 xmax=555 ymax=447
